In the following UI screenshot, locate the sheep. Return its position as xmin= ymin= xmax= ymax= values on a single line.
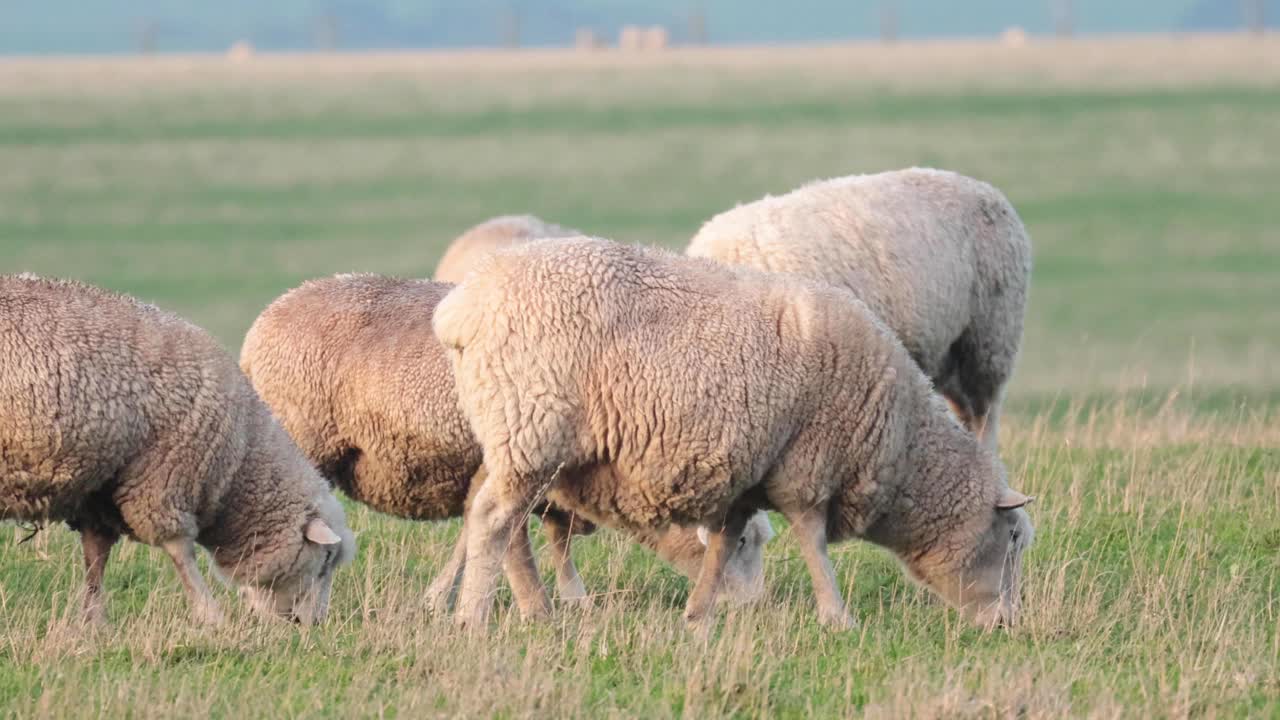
xmin=240 ymin=272 xmax=773 ymax=616
xmin=0 ymin=274 xmax=354 ymax=625
xmin=433 ymin=237 xmax=1034 ymax=630
xmin=686 ymin=168 xmax=1032 ymax=453
xmin=434 ymin=215 xmax=580 ymax=284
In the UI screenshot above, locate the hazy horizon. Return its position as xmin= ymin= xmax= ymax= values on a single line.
xmin=2 ymin=0 xmax=1274 ymax=56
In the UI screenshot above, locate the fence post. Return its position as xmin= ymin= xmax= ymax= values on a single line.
xmin=879 ymin=1 xmax=898 ymax=43
xmin=1244 ymin=0 xmax=1266 ymax=34
xmin=500 ymin=5 xmax=522 ymax=48
xmin=689 ymin=4 xmax=708 ymax=45
xmin=136 ymin=19 xmax=157 ymax=54
xmin=313 ymin=12 xmax=338 ymax=51
xmin=1053 ymin=0 xmax=1074 ymax=38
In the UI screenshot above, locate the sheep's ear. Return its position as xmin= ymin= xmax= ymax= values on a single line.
xmin=996 ymin=488 xmax=1034 ymax=510
xmin=305 ymin=518 xmax=342 ymax=545
xmin=696 ymin=526 xmax=710 ymax=547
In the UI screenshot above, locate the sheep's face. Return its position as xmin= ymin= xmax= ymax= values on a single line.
xmin=906 ymin=488 xmax=1034 ymax=630
xmin=696 ymin=511 xmax=776 ymax=605
xmin=240 ymin=515 xmax=355 ymax=625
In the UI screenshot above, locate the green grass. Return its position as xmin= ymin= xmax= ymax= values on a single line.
xmin=2 ymin=43 xmax=1279 ymax=717
xmin=5 ymin=85 xmax=1280 ymax=144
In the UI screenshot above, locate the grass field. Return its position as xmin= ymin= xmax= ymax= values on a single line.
xmin=1 ymin=35 xmax=1278 ymax=717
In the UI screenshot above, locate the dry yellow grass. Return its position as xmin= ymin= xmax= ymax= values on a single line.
xmin=2 ymin=400 xmax=1275 ymax=717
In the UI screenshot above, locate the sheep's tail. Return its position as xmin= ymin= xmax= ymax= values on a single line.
xmin=432 ymin=282 xmax=484 ymax=352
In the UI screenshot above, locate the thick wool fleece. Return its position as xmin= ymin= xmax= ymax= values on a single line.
xmin=240 ymin=273 xmax=770 ymax=610
xmin=686 ymin=168 xmax=1031 ymax=449
xmin=0 ymin=274 xmax=352 ymax=619
xmin=436 ymin=238 xmax=1032 ymax=627
xmin=434 ymin=215 xmax=580 ymax=284
xmin=242 ymin=274 xmax=480 ymax=521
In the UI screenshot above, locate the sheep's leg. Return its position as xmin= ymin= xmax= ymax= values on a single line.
xmin=786 ymin=507 xmax=855 ymax=630
xmin=947 ymin=320 xmax=1014 ymax=455
xmin=975 ymin=402 xmax=1001 ymax=455
xmin=456 ymin=475 xmax=545 ymax=627
xmin=424 ymin=522 xmax=468 ymax=613
xmin=427 ymin=464 xmax=491 ymax=613
xmin=80 ymin=526 xmax=119 ymax=625
xmin=943 ymin=390 xmax=1002 ymax=455
xmin=502 ymin=518 xmax=552 ymax=621
xmin=161 ymin=537 xmax=224 ymax=626
xmin=541 ymin=512 xmax=591 ymax=608
xmin=683 ymin=509 xmax=752 ymax=626
xmin=943 ymin=394 xmax=973 ymax=429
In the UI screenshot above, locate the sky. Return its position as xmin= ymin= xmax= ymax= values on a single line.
xmin=0 ymin=1 xmax=1270 ymax=55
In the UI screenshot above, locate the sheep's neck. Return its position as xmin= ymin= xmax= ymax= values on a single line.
xmin=864 ymin=405 xmax=979 ymax=558
xmin=198 ymin=407 xmax=299 ymax=580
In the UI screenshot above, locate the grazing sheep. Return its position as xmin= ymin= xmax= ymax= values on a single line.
xmin=434 ymin=215 xmax=580 ymax=284
xmin=686 ymin=168 xmax=1032 ymax=452
xmin=434 ymin=238 xmax=1034 ymax=630
xmin=0 ymin=274 xmax=354 ymax=625
xmin=240 ymin=273 xmax=772 ymax=616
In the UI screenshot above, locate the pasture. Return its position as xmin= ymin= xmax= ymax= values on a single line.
xmin=1 ymin=35 xmax=1278 ymax=717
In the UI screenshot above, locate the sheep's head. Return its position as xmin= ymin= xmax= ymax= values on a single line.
xmin=237 ymin=498 xmax=355 ymax=625
xmin=903 ymin=486 xmax=1034 ymax=630
xmin=696 ymin=511 xmax=776 ymax=605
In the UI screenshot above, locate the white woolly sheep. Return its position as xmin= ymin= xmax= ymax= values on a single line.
xmin=434 ymin=215 xmax=580 ymax=284
xmin=0 ymin=274 xmax=354 ymax=625
xmin=686 ymin=168 xmax=1032 ymax=452
xmin=240 ymin=273 xmax=773 ymax=616
xmin=434 ymin=238 xmax=1034 ymax=630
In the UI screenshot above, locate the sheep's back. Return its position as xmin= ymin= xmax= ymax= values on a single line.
xmin=248 ymin=274 xmax=478 ymax=519
xmin=434 ymin=215 xmax=578 ymax=284
xmin=688 ymin=169 xmax=1004 ymax=376
xmin=446 ymin=239 xmax=818 ymax=529
xmin=0 ymin=275 xmax=231 ymax=521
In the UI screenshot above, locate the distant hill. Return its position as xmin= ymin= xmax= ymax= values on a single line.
xmin=0 ymin=0 xmax=1271 ymax=55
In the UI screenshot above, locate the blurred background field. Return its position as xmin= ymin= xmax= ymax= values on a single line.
xmin=3 ymin=36 xmax=1278 ymax=402
xmin=1 ymin=34 xmax=1278 ymax=718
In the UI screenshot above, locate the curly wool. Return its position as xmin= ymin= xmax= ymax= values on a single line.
xmin=240 ymin=273 xmax=769 ymax=597
xmin=686 ymin=168 xmax=1031 ymax=449
xmin=242 ymin=274 xmax=478 ymax=521
xmin=0 ymin=274 xmax=352 ymax=605
xmin=436 ymin=238 xmax=1032 ymax=626
xmin=434 ymin=215 xmax=580 ymax=284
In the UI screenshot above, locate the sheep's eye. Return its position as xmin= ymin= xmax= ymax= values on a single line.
xmin=738 ymin=535 xmax=747 ymax=550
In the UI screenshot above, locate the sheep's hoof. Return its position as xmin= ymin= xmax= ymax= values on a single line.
xmin=192 ymin=605 xmax=225 ymax=627
xmin=684 ymin=612 xmax=717 ymax=639
xmin=517 ymin=597 xmax=553 ymax=621
xmin=816 ymin=606 xmax=857 ymax=631
xmin=81 ymin=597 xmax=108 ymax=626
xmin=556 ymin=578 xmax=594 ymax=611
xmin=560 ymin=594 xmax=595 ymax=612
xmin=423 ymin=588 xmax=454 ymax=616
xmin=683 ymin=602 xmax=715 ymax=625
xmin=683 ymin=590 xmax=717 ymax=626
xmin=454 ymin=604 xmax=491 ymax=630
xmin=556 ymin=577 xmax=592 ymax=609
